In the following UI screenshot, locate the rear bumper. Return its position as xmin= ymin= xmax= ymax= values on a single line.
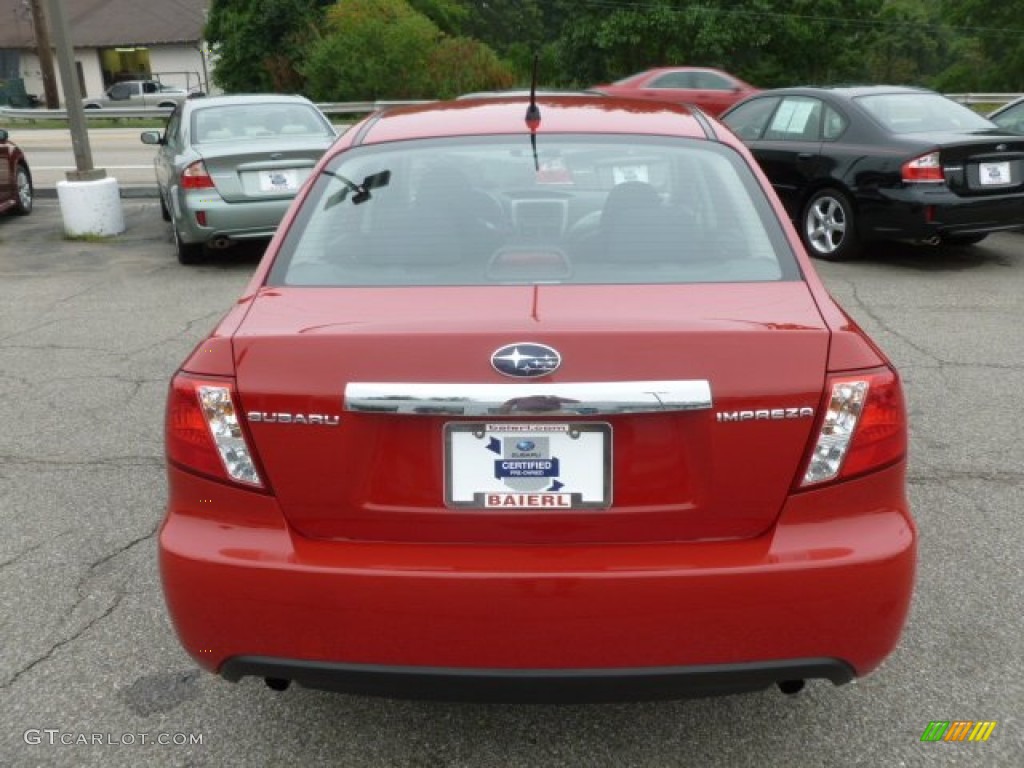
xmin=221 ymin=657 xmax=854 ymax=703
xmin=173 ymin=186 xmax=294 ymax=244
xmin=160 ymin=462 xmax=916 ymax=701
xmin=862 ymin=184 xmax=1024 ymax=241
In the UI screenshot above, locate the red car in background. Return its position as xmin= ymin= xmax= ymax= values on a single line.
xmin=0 ymin=128 xmax=33 ymax=216
xmin=592 ymin=66 xmax=759 ymax=116
xmin=160 ymin=93 xmax=915 ymax=702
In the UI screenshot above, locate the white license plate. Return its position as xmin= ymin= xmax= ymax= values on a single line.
xmin=444 ymin=422 xmax=611 ymax=510
xmin=979 ymin=161 xmax=1012 ymax=186
xmin=257 ymin=169 xmax=300 ymax=192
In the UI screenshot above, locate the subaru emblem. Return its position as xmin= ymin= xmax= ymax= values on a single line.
xmin=491 ymin=343 xmax=561 ymax=378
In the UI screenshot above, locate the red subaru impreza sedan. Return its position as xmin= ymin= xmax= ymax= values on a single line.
xmin=160 ymin=93 xmax=916 ymax=702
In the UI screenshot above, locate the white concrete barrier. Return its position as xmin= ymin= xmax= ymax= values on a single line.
xmin=55 ymin=176 xmax=125 ymax=237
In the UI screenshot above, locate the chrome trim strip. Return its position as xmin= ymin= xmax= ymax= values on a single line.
xmin=344 ymin=381 xmax=712 ymax=417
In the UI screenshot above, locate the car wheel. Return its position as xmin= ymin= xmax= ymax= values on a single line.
xmin=171 ymin=212 xmax=205 ymax=265
xmin=941 ymin=233 xmax=988 ymax=246
xmin=13 ymin=163 xmax=33 ymax=215
xmin=801 ymin=188 xmax=860 ymax=261
xmin=159 ymin=194 xmax=171 ymax=222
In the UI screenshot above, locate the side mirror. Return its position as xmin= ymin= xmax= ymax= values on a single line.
xmin=0 ymin=129 xmax=8 ymax=142
xmin=140 ymin=131 xmax=164 ymax=146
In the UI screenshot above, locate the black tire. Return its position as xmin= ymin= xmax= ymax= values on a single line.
xmin=13 ymin=163 xmax=32 ymax=215
xmin=942 ymin=233 xmax=988 ymax=246
xmin=172 ymin=213 xmax=205 ymax=265
xmin=159 ymin=194 xmax=171 ymax=222
xmin=801 ymin=188 xmax=861 ymax=261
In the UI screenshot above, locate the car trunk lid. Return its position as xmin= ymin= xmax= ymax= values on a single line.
xmin=198 ymin=138 xmax=333 ymax=202
xmin=232 ymin=282 xmax=830 ymax=544
xmin=915 ymin=132 xmax=1024 ymax=195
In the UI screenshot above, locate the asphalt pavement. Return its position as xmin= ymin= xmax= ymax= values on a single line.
xmin=0 ymin=200 xmax=1021 ymax=767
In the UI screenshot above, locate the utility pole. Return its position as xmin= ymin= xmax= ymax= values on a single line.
xmin=44 ymin=0 xmax=104 ymax=181
xmin=28 ymin=0 xmax=60 ymax=108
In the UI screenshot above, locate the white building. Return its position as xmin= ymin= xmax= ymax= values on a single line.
xmin=0 ymin=0 xmax=214 ymax=104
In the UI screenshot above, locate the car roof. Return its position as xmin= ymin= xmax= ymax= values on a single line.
xmin=349 ymin=96 xmax=724 ymax=146
xmin=641 ymin=66 xmax=738 ymax=75
xmin=182 ymin=94 xmax=316 ymax=111
xmin=457 ymin=89 xmax=603 ymax=100
xmin=744 ymin=84 xmax=936 ymax=100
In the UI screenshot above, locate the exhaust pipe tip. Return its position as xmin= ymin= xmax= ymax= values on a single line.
xmin=208 ymin=236 xmax=235 ymax=250
xmin=265 ymin=677 xmax=291 ymax=692
xmin=778 ymin=679 xmax=806 ymax=695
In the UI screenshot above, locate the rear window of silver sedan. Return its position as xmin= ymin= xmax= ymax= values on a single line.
xmin=192 ymin=103 xmax=334 ymax=143
xmin=268 ymin=135 xmax=801 ymax=286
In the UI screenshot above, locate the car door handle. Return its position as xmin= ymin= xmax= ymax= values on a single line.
xmin=798 ymin=153 xmax=815 ymax=160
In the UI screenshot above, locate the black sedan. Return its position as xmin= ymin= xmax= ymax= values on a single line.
xmin=721 ymin=85 xmax=1024 ymax=260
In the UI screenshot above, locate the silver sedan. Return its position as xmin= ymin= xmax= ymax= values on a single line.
xmin=142 ymin=94 xmax=337 ymax=264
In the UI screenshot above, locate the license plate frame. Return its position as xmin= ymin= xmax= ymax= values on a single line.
xmin=444 ymin=422 xmax=611 ymax=510
xmin=257 ymin=168 xmax=300 ymax=193
xmin=978 ymin=161 xmax=1012 ymax=186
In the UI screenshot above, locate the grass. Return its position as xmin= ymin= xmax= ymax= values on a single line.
xmin=5 ymin=116 xmax=167 ymax=129
xmin=63 ymin=232 xmax=114 ymax=242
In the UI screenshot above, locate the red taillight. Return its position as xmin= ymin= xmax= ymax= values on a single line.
xmin=901 ymin=152 xmax=944 ymax=183
xmin=181 ymin=160 xmax=215 ymax=190
xmin=799 ymin=367 xmax=906 ymax=487
xmin=166 ymin=374 xmax=263 ymax=488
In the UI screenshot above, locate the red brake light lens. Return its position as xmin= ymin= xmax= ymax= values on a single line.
xmin=901 ymin=152 xmax=944 ymax=183
xmin=800 ymin=367 xmax=907 ymax=487
xmin=166 ymin=374 xmax=263 ymax=487
xmin=181 ymin=160 xmax=215 ymax=190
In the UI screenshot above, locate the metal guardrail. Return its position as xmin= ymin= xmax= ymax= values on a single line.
xmin=0 ymin=105 xmax=174 ymax=119
xmin=0 ymin=95 xmax=1018 ymax=122
xmin=0 ymin=100 xmax=433 ymax=121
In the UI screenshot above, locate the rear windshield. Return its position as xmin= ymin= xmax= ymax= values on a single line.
xmin=856 ymin=92 xmax=995 ymax=134
xmin=192 ymin=103 xmax=333 ymax=143
xmin=268 ymin=135 xmax=800 ymax=287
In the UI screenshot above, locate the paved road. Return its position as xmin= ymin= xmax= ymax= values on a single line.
xmin=13 ymin=128 xmax=160 ymax=191
xmin=1 ymin=202 xmax=1021 ymax=767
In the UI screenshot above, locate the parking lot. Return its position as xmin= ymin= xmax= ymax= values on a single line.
xmin=1 ymin=199 xmax=1022 ymax=767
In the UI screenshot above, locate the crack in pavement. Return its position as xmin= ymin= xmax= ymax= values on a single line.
xmin=0 ymin=455 xmax=162 ymax=469
xmin=124 ymin=309 xmax=227 ymax=358
xmin=841 ymin=279 xmax=949 ymax=365
xmin=0 ymin=536 xmax=63 ymax=571
xmin=1 ymin=593 xmax=125 ymax=690
xmin=1 ymin=523 xmax=159 ymax=690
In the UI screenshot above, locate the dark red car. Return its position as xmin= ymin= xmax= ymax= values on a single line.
xmin=592 ymin=67 xmax=759 ymax=117
xmin=160 ymin=94 xmax=916 ymax=702
xmin=0 ymin=128 xmax=33 ymax=216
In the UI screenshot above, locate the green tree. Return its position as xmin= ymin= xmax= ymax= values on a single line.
xmin=862 ymin=0 xmax=945 ymax=85
xmin=550 ymin=0 xmax=898 ymax=88
xmin=206 ymin=0 xmax=331 ymax=92
xmin=936 ymin=0 xmax=1024 ymax=90
xmin=300 ymin=0 xmax=514 ymax=101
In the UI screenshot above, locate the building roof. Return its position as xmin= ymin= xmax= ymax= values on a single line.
xmin=0 ymin=0 xmax=208 ymax=48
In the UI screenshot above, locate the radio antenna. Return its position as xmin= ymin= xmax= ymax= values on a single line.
xmin=525 ymin=54 xmax=540 ymax=171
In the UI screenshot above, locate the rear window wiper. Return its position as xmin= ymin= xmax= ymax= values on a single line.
xmin=323 ymin=169 xmax=391 ymax=208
